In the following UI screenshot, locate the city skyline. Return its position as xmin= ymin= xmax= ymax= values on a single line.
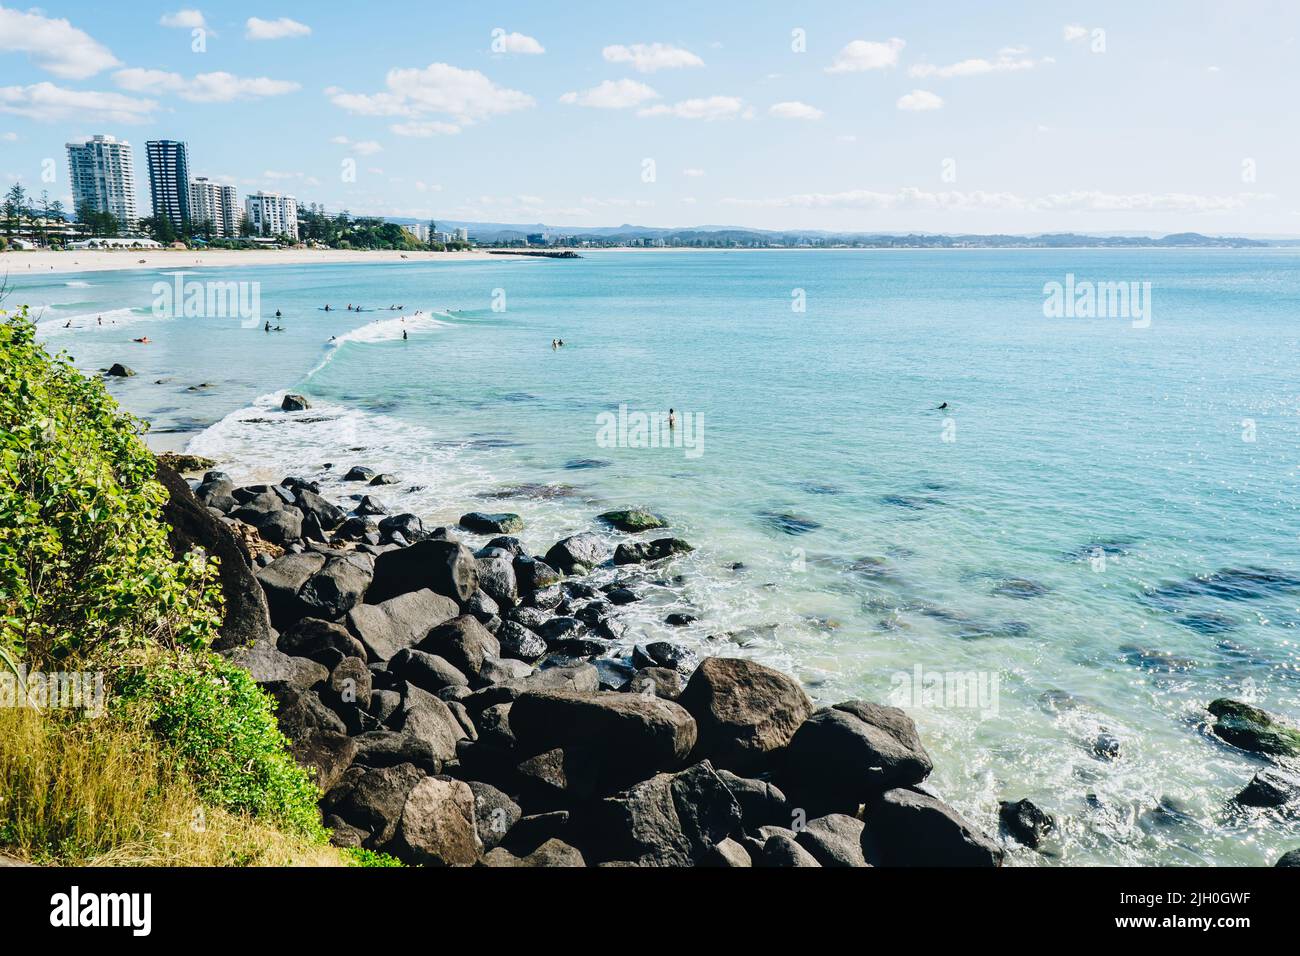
xmin=2 ymin=2 xmax=1298 ymax=234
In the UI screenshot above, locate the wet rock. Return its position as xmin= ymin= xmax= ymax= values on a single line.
xmin=598 ymin=509 xmax=668 ymax=532
xmin=999 ymin=798 xmax=1056 ymax=848
xmin=369 ymin=473 xmax=399 ymax=486
xmin=495 ymin=621 xmax=547 ymax=662
xmin=281 ymin=393 xmax=310 ymax=411
xmin=460 ymin=512 xmax=524 ymax=534
xmin=344 ymin=466 xmax=376 ymax=482
xmin=992 ymin=578 xmax=1049 ymax=599
xmin=107 ymin=363 xmax=135 ymax=377
xmin=866 ymin=788 xmax=1002 ymax=867
xmin=613 ymin=538 xmax=694 ymax=565
xmin=514 ymin=555 xmax=561 ymax=592
xmin=356 ymin=495 xmax=388 ymax=517
xmin=1093 ymin=733 xmax=1122 ymax=761
xmin=665 ymin=613 xmax=696 ymax=627
xmin=678 ymin=657 xmax=813 ymax=774
xmin=545 ymin=533 xmax=610 ymax=575
xmin=378 ymin=513 xmax=426 ymax=544
xmin=1276 ymin=849 xmax=1300 ymax=867
xmin=781 ymin=701 xmax=932 ymax=810
xmin=605 ymin=586 xmax=640 ymax=606
xmin=625 ymin=667 xmax=684 ymax=700
xmin=632 ymin=642 xmax=698 ymax=673
xmin=1207 ymin=699 xmax=1300 ymax=757
xmin=1233 ymin=767 xmax=1300 ymax=809
xmin=756 ymin=511 xmax=822 ymax=536
xmin=346 ymin=588 xmax=459 ymax=662
xmin=476 ymin=552 xmax=519 ymax=609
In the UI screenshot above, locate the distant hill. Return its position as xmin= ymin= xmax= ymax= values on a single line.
xmin=381 ymin=218 xmax=1282 ymax=248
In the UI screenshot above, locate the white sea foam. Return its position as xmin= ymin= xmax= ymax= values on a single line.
xmin=65 ymin=281 xmax=91 ymax=288
xmin=304 ymin=310 xmax=453 ymax=377
xmin=36 ymin=306 xmax=143 ymax=334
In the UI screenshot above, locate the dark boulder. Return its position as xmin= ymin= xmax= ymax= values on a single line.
xmin=999 ymin=798 xmax=1056 ymax=848
xmin=343 ymin=466 xmax=376 ymax=482
xmin=107 ymin=363 xmax=135 ymax=377
xmin=796 ymin=813 xmax=868 ymax=867
xmin=278 ymin=617 xmax=367 ymax=668
xmin=714 ymin=769 xmax=790 ymax=828
xmin=322 ymin=762 xmax=425 ymax=849
xmin=298 ymin=553 xmax=374 ymax=620
xmin=514 ymin=555 xmax=561 ymax=592
xmin=281 ymin=393 xmax=310 ymax=411
xmin=389 ymin=648 xmax=469 ymax=694
xmin=418 ymin=615 xmax=501 ymax=680
xmin=467 ymin=781 xmax=521 ymax=851
xmin=760 ymin=832 xmax=822 ymax=867
xmin=678 ymin=657 xmax=813 ymax=774
xmin=1233 ymin=767 xmax=1300 ymax=809
xmin=223 ymin=637 xmax=328 ymax=691
xmin=460 ymin=512 xmax=524 ymax=534
xmin=1277 ymin=849 xmax=1300 ymax=867
xmin=781 ymin=701 xmax=933 ymax=811
xmin=495 ymin=621 xmax=547 ymax=662
xmin=346 ymin=588 xmax=459 ymax=662
xmin=475 ymin=552 xmax=519 ymax=609
xmin=378 ymin=513 xmax=426 ymax=544
xmin=632 ymin=641 xmax=698 ymax=673
xmin=255 ymin=552 xmax=326 ymax=631
xmin=589 ymin=761 xmax=741 ymax=866
xmin=545 ymin=533 xmax=610 ymax=575
xmin=866 ymin=788 xmax=1003 ymax=867
xmin=368 ymin=539 xmax=480 ymax=604
xmin=1207 ymin=698 xmax=1300 ymax=757
xmin=389 ymin=776 xmax=481 ymax=866
xmin=294 ymin=489 xmax=346 ymax=530
xmin=613 ymin=538 xmax=694 ymax=565
xmin=290 ymin=729 xmax=358 ymax=793
xmin=598 ymin=509 xmax=667 ymax=532
xmin=355 ymin=495 xmax=388 ymax=517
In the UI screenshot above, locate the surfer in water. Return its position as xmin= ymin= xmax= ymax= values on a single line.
xmin=937 ymin=402 xmax=949 ymax=410
xmin=402 ymin=330 xmax=408 ymax=340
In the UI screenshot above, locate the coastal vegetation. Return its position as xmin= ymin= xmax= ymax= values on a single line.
xmin=0 ymin=296 xmax=342 ymax=865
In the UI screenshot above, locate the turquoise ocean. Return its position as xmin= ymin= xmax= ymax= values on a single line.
xmin=13 ymin=248 xmax=1300 ymax=865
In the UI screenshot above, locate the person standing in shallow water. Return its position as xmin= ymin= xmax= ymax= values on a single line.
xmin=669 ymin=408 xmax=677 ymax=429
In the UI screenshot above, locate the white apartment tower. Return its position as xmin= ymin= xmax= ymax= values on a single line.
xmin=189 ymin=177 xmax=241 ymax=237
xmin=245 ymin=191 xmax=299 ymax=239
xmin=66 ymin=134 xmax=139 ymax=229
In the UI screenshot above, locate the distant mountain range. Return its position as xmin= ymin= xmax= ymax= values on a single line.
xmin=383 ymin=218 xmax=1291 ymax=248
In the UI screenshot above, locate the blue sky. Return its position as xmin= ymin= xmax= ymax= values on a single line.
xmin=1 ymin=1 xmax=1296 ymax=234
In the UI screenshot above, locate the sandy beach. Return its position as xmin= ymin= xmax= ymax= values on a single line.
xmin=0 ymin=247 xmax=498 ymax=276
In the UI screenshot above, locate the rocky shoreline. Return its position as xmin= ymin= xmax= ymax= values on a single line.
xmin=155 ymin=434 xmax=1300 ymax=867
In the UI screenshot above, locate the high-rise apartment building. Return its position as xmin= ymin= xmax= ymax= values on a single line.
xmin=66 ymin=134 xmax=139 ymax=229
xmin=189 ymin=177 xmax=241 ymax=237
xmin=244 ymin=191 xmax=299 ymax=239
xmin=145 ymin=140 xmax=191 ymax=233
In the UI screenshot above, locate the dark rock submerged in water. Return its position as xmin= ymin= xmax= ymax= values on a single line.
xmin=598 ymin=509 xmax=668 ymax=532
xmin=756 ymin=510 xmax=822 ymax=535
xmin=281 ymin=393 xmax=311 ymax=412
xmin=999 ymin=798 xmax=1056 ymax=848
xmin=1207 ymin=698 xmax=1300 ymax=757
xmin=1232 ymin=767 xmax=1300 ymax=810
xmin=460 ymin=512 xmax=524 ymax=534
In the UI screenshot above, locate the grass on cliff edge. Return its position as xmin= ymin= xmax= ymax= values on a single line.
xmin=0 ymin=299 xmax=351 ymax=866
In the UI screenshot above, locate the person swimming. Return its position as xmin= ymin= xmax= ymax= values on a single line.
xmin=402 ymin=330 xmax=408 ymax=340
xmin=64 ymin=320 xmax=71 ymax=328
xmin=552 ymin=338 xmax=558 ymax=350
xmin=324 ymin=304 xmax=331 ymax=311
xmin=134 ymin=336 xmax=151 ymax=344
xmin=937 ymin=402 xmax=949 ymax=410
xmin=275 ymin=309 xmax=282 ymax=318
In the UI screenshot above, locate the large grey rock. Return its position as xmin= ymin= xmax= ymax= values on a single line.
xmin=1233 ymin=767 xmax=1300 ymax=809
xmin=781 ymin=700 xmax=933 ymax=811
xmin=389 ymin=648 xmax=469 ymax=694
xmin=476 ymin=552 xmax=519 ymax=609
xmin=796 ymin=813 xmax=868 ymax=867
xmin=299 ymin=553 xmax=374 ymax=620
xmin=866 ymin=788 xmax=1003 ymax=867
xmin=277 ymin=617 xmax=367 ymax=668
xmin=544 ymin=533 xmax=610 ymax=575
xmin=460 ymin=512 xmax=524 ymax=534
xmin=678 ymin=657 xmax=813 ymax=773
xmin=514 ymin=555 xmax=561 ymax=592
xmin=760 ymin=832 xmax=822 ymax=867
xmin=418 ymin=615 xmax=501 ymax=680
xmin=495 ymin=620 xmax=547 ymax=662
xmin=224 ymin=637 xmax=328 ymax=691
xmin=390 ymin=776 xmax=482 ymax=866
xmin=509 ymin=689 xmax=697 ymax=788
xmin=591 ymin=761 xmax=741 ymax=866
xmin=368 ymin=539 xmax=479 ymax=604
xmin=396 ymin=683 xmax=467 ymax=762
xmin=467 ymin=781 xmax=521 ymax=851
xmin=322 ymin=762 xmax=424 ymax=849
xmin=613 ymin=538 xmax=693 ymax=565
xmin=290 ymin=729 xmax=358 ymax=793
xmin=346 ymin=588 xmax=459 ymax=662
xmin=295 ymin=489 xmax=346 ymax=530
xmin=1208 ymin=699 xmax=1300 ymax=758
xmin=256 ymin=552 xmax=326 ymax=629
xmin=482 ymin=838 xmax=586 ymax=867
xmin=714 ymin=769 xmax=790 ymax=828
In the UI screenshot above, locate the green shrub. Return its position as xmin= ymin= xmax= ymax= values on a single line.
xmin=343 ymin=847 xmax=404 ymax=867
xmin=116 ymin=655 xmax=326 ymax=841
xmin=0 ymin=305 xmax=221 ymax=666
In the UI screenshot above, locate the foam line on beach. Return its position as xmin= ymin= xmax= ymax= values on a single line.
xmin=304 ymin=310 xmax=454 ymax=378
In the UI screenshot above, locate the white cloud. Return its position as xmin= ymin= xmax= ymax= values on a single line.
xmin=331 ymin=135 xmax=383 ymax=155
xmin=390 ymin=120 xmax=462 ymax=137
xmin=826 ymin=38 xmax=905 ymax=74
xmin=246 ymin=17 xmax=311 ymax=40
xmin=0 ymin=82 xmax=155 ymax=123
xmin=603 ymin=42 xmax=704 ymax=73
xmin=1 ymin=131 xmax=15 ymax=141
xmin=769 ymin=100 xmax=824 ymax=120
xmin=638 ymin=95 xmax=745 ymax=120
xmin=1064 ymin=24 xmax=1089 ymax=42
xmin=683 ymin=168 xmax=705 ymax=177
xmin=559 ymin=79 xmax=659 ymax=109
xmin=0 ymin=6 xmax=119 ymax=79
xmin=160 ymin=9 xmax=206 ymax=29
xmin=492 ymin=30 xmax=544 ymax=55
xmin=909 ymin=52 xmax=1053 ymax=79
xmin=328 ymin=63 xmax=534 ymax=127
xmin=837 ymin=134 xmax=858 ymax=143
xmin=897 ymin=89 xmax=943 ymax=111
xmin=114 ymin=69 xmax=300 ymax=102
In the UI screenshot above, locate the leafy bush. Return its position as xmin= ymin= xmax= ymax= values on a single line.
xmin=343 ymin=847 xmax=404 ymax=867
xmin=0 ymin=305 xmax=221 ymax=666
xmin=116 ymin=655 xmax=326 ymax=841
